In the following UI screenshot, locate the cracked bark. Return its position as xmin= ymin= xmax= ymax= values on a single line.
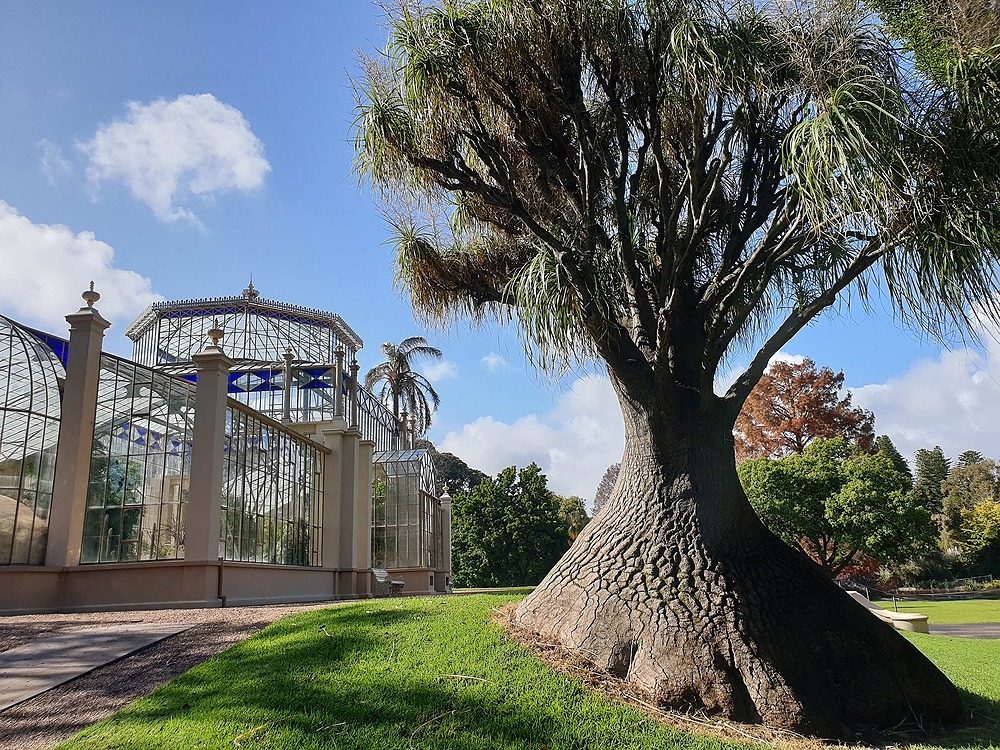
xmin=513 ymin=380 xmax=961 ymax=739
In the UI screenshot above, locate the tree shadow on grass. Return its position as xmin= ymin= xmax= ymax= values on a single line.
xmin=110 ymin=670 xmax=720 ymax=750
xmin=70 ymin=602 xmax=740 ymax=750
xmin=892 ymin=688 xmax=1000 ymax=750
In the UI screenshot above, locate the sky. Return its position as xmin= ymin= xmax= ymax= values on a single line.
xmin=2 ymin=2 xmax=1000 ymax=506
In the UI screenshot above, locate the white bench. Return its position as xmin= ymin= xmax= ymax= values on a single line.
xmin=848 ymin=592 xmax=929 ymax=633
xmin=372 ymin=567 xmax=404 ymax=597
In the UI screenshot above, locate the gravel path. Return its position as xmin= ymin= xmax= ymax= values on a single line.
xmin=0 ymin=603 xmax=336 ymax=750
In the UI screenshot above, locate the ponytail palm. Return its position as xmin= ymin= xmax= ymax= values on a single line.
xmin=355 ymin=0 xmax=999 ymax=736
xmin=364 ymin=337 xmax=443 ymax=435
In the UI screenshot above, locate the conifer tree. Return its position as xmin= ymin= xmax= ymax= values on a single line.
xmin=875 ymin=435 xmax=913 ymax=488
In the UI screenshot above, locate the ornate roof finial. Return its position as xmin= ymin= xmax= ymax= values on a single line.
xmin=82 ymin=281 xmax=100 ymax=309
xmin=242 ymin=276 xmax=259 ymax=300
xmin=207 ymin=317 xmax=224 ymax=347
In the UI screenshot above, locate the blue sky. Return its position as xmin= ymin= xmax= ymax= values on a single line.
xmin=2 ymin=1 xmax=999 ymax=503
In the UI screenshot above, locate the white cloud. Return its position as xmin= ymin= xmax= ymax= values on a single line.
xmin=852 ymin=341 xmax=1000 ymax=465
xmin=0 ymin=201 xmax=160 ymax=330
xmin=769 ymin=351 xmax=807 ymax=367
xmin=714 ymin=349 xmax=806 ymax=395
xmin=38 ymin=139 xmax=72 ymax=184
xmin=480 ymin=352 xmax=508 ymax=372
xmin=422 ymin=360 xmax=458 ymax=381
xmin=440 ymin=374 xmax=624 ymax=502
xmin=79 ymin=93 xmax=270 ymax=223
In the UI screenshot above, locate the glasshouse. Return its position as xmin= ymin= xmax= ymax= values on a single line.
xmin=0 ymin=283 xmax=451 ymax=613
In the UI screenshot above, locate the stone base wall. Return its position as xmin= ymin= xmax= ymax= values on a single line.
xmin=0 ymin=562 xmax=445 ymax=614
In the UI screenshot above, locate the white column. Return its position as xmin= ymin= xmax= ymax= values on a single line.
xmin=46 ymin=285 xmax=111 ymax=568
xmin=355 ymin=439 xmax=374 ymax=573
xmin=185 ymin=326 xmax=232 ymax=563
xmin=440 ymin=492 xmax=453 ymax=589
xmin=318 ymin=424 xmax=345 ymax=571
xmin=338 ymin=429 xmax=360 ymax=570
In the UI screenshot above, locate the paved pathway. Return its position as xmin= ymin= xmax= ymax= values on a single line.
xmin=929 ymin=623 xmax=1000 ymax=639
xmin=0 ymin=623 xmax=194 ymax=712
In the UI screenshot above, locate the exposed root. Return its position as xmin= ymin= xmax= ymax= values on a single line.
xmin=492 ymin=603 xmax=982 ymax=750
xmin=493 ymin=604 xmax=817 ymax=748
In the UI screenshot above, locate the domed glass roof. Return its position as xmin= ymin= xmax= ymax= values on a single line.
xmin=0 ymin=317 xmax=65 ymax=462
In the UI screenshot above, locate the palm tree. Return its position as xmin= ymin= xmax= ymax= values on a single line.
xmin=352 ymin=0 xmax=998 ymax=734
xmin=364 ymin=337 xmax=443 ymax=436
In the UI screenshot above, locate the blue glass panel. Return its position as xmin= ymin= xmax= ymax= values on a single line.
xmin=22 ymin=327 xmax=70 ymax=367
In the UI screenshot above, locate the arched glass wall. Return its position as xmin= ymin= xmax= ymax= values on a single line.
xmin=0 ymin=318 xmax=66 ymax=565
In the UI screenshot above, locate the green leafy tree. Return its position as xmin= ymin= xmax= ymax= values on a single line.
xmin=874 ymin=435 xmax=913 ymax=488
xmin=364 ymin=337 xmax=443 ymax=435
xmin=451 ymin=464 xmax=566 ymax=587
xmin=961 ymin=500 xmax=1000 ymax=574
xmin=353 ymin=0 xmax=997 ymax=732
xmin=558 ymin=495 xmax=591 ymax=542
xmin=872 ymin=0 xmax=1000 ymax=80
xmin=940 ymin=458 xmax=999 ymax=550
xmin=957 ymin=450 xmax=986 ymax=467
xmin=739 ymin=439 xmax=934 ymax=577
xmin=415 ymin=438 xmax=488 ymax=495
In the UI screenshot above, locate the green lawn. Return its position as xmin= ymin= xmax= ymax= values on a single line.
xmin=57 ymin=595 xmax=753 ymax=750
xmin=902 ymin=632 xmax=1000 ymax=750
xmin=55 ymin=594 xmax=1000 ymax=750
xmin=873 ymin=598 xmax=1000 ymax=624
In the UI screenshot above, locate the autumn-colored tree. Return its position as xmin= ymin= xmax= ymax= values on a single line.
xmin=735 ymin=359 xmax=875 ymax=462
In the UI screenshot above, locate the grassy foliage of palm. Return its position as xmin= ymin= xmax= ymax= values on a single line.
xmin=364 ymin=336 xmax=442 ymax=435
xmin=353 ymin=0 xmax=1000 ymax=737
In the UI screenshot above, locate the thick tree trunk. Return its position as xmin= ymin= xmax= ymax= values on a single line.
xmin=513 ymin=391 xmax=961 ymax=739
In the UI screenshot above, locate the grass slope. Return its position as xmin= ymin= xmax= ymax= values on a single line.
xmin=57 ymin=595 xmax=753 ymax=750
xmin=56 ymin=595 xmax=1000 ymax=750
xmin=873 ymin=599 xmax=1000 ymax=624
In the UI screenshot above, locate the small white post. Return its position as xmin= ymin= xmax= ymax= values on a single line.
xmin=334 ymin=345 xmax=345 ymax=418
xmin=282 ymin=346 xmax=293 ymax=424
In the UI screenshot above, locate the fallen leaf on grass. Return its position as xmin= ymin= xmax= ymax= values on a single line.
xmin=233 ymin=722 xmax=270 ymax=746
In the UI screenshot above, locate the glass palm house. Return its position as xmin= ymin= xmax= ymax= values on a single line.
xmin=0 ymin=282 xmax=449 ymax=611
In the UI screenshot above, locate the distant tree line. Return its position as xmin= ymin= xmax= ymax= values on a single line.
xmin=592 ymin=359 xmax=1000 ymax=586
xmin=416 ymin=440 xmax=591 ymax=587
